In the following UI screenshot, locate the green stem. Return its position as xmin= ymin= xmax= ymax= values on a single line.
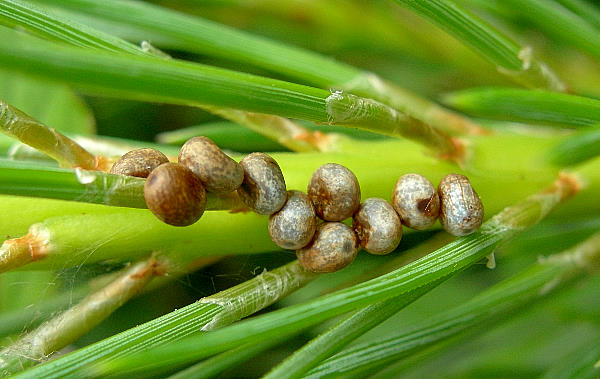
xmin=306 ymin=232 xmax=600 ymax=377
xmin=0 ymin=209 xmax=269 ymax=273
xmin=87 ymin=175 xmax=577 ymax=375
xmin=14 ymin=261 xmax=316 ymax=378
xmin=0 ymin=195 xmax=129 ymax=246
xmin=0 ymin=134 xmax=573 ymax=273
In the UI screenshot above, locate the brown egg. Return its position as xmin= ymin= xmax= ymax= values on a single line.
xmin=178 ymin=136 xmax=243 ymax=193
xmin=110 ymin=148 xmax=169 ymax=178
xmin=296 ymin=222 xmax=358 ymax=273
xmin=238 ymin=152 xmax=287 ymax=215
xmin=353 ymin=198 xmax=402 ymax=255
xmin=438 ymin=174 xmax=484 ymax=236
xmin=392 ymin=173 xmax=440 ymax=230
xmin=144 ymin=163 xmax=206 ymax=226
xmin=307 ymin=163 xmax=360 ymax=221
xmin=269 ymin=190 xmax=317 ymax=250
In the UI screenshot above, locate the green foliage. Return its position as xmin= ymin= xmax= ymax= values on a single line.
xmin=0 ymin=70 xmax=94 ymax=134
xmin=0 ymin=0 xmax=598 ymax=378
xmin=443 ymin=87 xmax=600 ymax=127
xmin=548 ymin=126 xmax=600 ymax=166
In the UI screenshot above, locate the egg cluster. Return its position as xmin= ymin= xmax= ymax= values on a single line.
xmin=110 ymin=137 xmax=484 ymax=273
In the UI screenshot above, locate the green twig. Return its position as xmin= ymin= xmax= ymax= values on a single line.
xmin=0 ymin=195 xmax=130 ymax=247
xmin=0 ymin=207 xmax=266 ymax=273
xmin=0 ymin=133 xmax=576 ymax=274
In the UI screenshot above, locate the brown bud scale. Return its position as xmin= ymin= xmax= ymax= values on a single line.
xmin=438 ymin=173 xmax=484 ymax=236
xmin=144 ymin=163 xmax=206 ymax=226
xmin=296 ymin=222 xmax=358 ymax=273
xmin=353 ymin=198 xmax=402 ymax=255
xmin=178 ymin=136 xmax=243 ymax=193
xmin=110 ymin=148 xmax=169 ymax=178
xmin=307 ymin=163 xmax=360 ymax=221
